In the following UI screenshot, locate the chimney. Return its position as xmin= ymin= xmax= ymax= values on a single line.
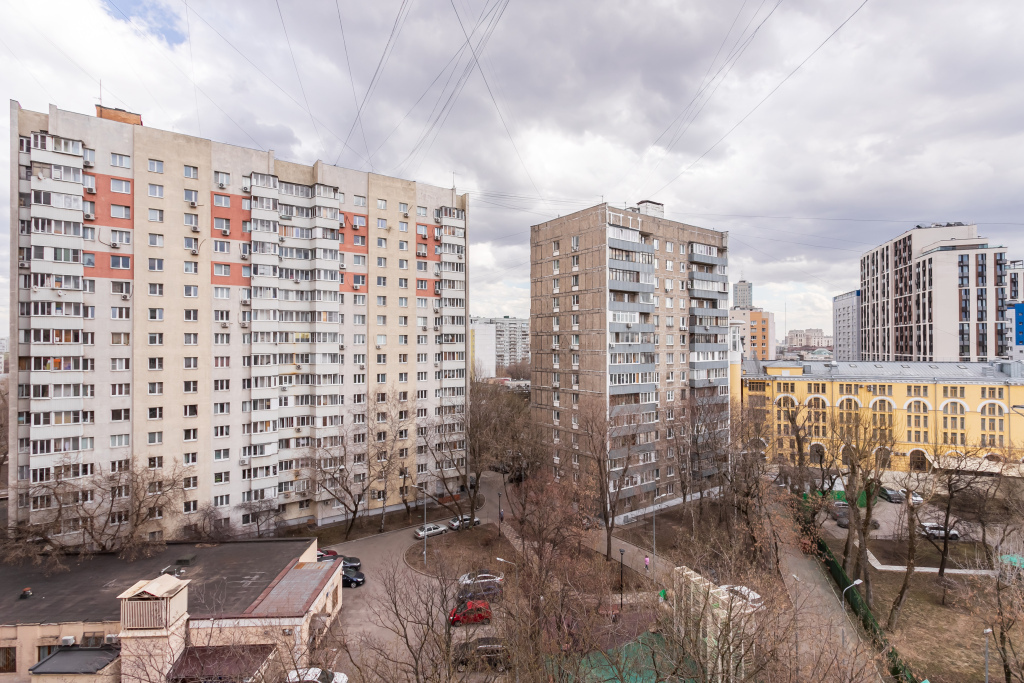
xmin=95 ymin=105 xmax=143 ymax=126
xmin=637 ymin=200 xmax=664 ymax=218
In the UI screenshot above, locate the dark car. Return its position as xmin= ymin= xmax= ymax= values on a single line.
xmin=453 ymin=637 xmax=509 ymax=672
xmin=836 ymin=515 xmax=880 ymax=530
xmin=341 ymin=568 xmax=365 ymax=587
xmin=879 ymin=487 xmax=905 ymax=504
xmin=340 ymin=555 xmax=361 ymax=570
xmin=457 ymin=582 xmax=503 ymax=603
xmin=449 ymin=600 xmax=492 ymax=626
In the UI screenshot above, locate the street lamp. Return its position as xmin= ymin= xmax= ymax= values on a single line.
xmin=618 ymin=548 xmax=625 ymax=614
xmin=651 ymin=493 xmax=669 ymax=576
xmin=497 ymin=490 xmax=502 ymax=540
xmin=985 ymin=628 xmax=993 ymax=683
xmin=1012 ymin=405 xmax=1024 ymax=418
xmin=791 ymin=574 xmax=802 ymax=676
xmin=417 ymin=483 xmax=428 ymax=567
xmin=841 ymin=578 xmax=863 ymax=607
xmin=496 ymin=556 xmax=517 ymax=583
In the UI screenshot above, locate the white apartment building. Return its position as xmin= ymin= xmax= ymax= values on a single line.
xmin=530 ymin=201 xmax=730 ymax=513
xmin=8 ymin=102 xmax=469 ymax=541
xmin=832 ymin=289 xmax=861 ymax=361
xmin=732 ymin=280 xmax=752 ymax=309
xmin=470 ymin=316 xmax=529 ymax=367
xmin=859 ymin=223 xmax=1009 ymax=362
xmin=468 ymin=321 xmax=497 ymax=378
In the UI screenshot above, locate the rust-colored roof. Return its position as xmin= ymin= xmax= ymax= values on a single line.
xmin=245 ymin=561 xmax=341 ymax=617
xmin=168 ymin=644 xmax=274 ymax=681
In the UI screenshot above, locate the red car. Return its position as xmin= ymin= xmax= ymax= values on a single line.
xmin=449 ymin=600 xmax=492 ymax=627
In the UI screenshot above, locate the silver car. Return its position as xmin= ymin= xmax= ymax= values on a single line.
xmin=414 ymin=523 xmax=447 ymax=539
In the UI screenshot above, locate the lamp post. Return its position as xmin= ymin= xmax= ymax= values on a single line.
xmin=618 ymin=548 xmax=625 ymax=614
xmin=496 ymin=556 xmax=517 ymax=583
xmin=840 ymin=578 xmax=862 ymax=648
xmin=984 ymin=628 xmax=993 ymax=683
xmin=417 ymin=484 xmax=427 ymax=567
xmin=497 ymin=490 xmax=502 ymax=539
xmin=651 ymin=493 xmax=669 ymax=576
xmin=791 ymin=574 xmax=801 ymax=675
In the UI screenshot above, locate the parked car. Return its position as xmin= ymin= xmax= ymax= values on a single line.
xmin=833 ymin=500 xmax=850 ymax=510
xmin=829 ymin=508 xmax=849 ymax=522
xmin=719 ymin=585 xmax=763 ymax=608
xmin=340 ymin=555 xmax=361 ymax=570
xmin=581 ymin=514 xmax=605 ymax=530
xmin=448 ymin=514 xmax=481 ymax=530
xmin=457 ymin=582 xmax=503 ymax=603
xmin=414 ymin=523 xmax=447 ymax=539
xmin=836 ymin=515 xmax=850 ymax=529
xmin=449 ymin=600 xmax=493 ymax=626
xmin=453 ymin=637 xmax=509 ymax=672
xmin=879 ymin=487 xmax=905 ymax=504
xmin=317 ymin=549 xmax=338 ymax=561
xmin=458 ymin=569 xmax=504 ymax=586
xmin=900 ymin=489 xmax=924 ymax=505
xmin=921 ymin=523 xmax=960 ymax=540
xmin=287 ymin=668 xmax=348 ymax=683
xmin=341 ymin=568 xmax=365 ymax=587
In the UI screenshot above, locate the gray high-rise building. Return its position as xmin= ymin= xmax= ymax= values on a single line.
xmin=832 ymin=290 xmax=861 ymax=361
xmin=733 ymin=280 xmax=753 ymax=309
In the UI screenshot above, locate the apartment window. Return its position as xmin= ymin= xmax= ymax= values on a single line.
xmin=148 ymin=159 xmax=164 ymax=173
xmin=148 ymin=209 xmax=164 ymax=222
xmin=214 ymin=171 xmax=230 ymax=185
xmin=184 ymin=165 xmax=198 ymax=178
xmin=184 ymin=309 xmax=199 ymax=321
xmin=214 ymin=472 xmax=230 ymax=484
xmin=111 ymin=255 xmax=130 ymax=269
xmin=147 ymin=432 xmax=163 ymax=445
xmin=148 ymin=308 xmax=163 ymax=321
xmin=111 ymin=205 xmax=131 ymax=219
xmin=183 ymin=428 xmax=198 ymax=441
xmin=148 ymin=357 xmax=163 ymax=370
xmin=184 ymin=500 xmax=198 ymax=513
xmin=184 ymin=261 xmax=198 ymax=274
xmin=148 ymin=456 xmax=163 ymax=469
xmin=184 ymin=357 xmax=199 ymax=369
xmin=148 ymin=233 xmax=164 ymax=247
xmin=111 ymin=229 xmax=132 ymax=244
xmin=184 ymin=285 xmax=198 ymax=297
xmin=214 ymin=195 xmax=231 ymax=207
xmin=111 ymin=153 xmax=130 ymax=168
xmin=148 ymin=382 xmax=163 ymax=395
xmin=214 ymin=264 xmax=231 ymax=276
xmin=148 ymin=407 xmax=163 ymax=419
xmin=184 ymin=453 xmax=197 ymax=465
xmin=184 ymin=333 xmax=198 ymax=345
xmin=149 ymin=258 xmax=164 ymax=271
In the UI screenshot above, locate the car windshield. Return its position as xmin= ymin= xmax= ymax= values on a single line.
xmin=318 ymin=670 xmax=333 ymax=683
xmin=344 ymin=568 xmax=358 ymax=577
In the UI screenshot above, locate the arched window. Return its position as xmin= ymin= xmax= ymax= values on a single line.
xmin=810 ymin=443 xmax=825 ymax=464
xmin=909 ymin=450 xmax=928 ymax=472
xmin=841 ymin=446 xmax=853 ymax=467
xmin=875 ymin=448 xmax=891 ymax=469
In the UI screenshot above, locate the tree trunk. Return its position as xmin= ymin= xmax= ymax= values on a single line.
xmin=937 ymin=498 xmax=954 ymax=577
xmin=886 ymin=499 xmax=916 ymax=631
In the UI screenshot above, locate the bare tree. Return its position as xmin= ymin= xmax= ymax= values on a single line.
xmin=305 ymin=423 xmax=373 ymax=540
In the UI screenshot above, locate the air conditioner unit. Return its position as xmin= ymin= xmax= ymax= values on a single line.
xmin=571 ymin=245 xmax=579 ymax=252
xmin=434 ymin=362 xmax=439 ymax=367
xmin=241 ymin=298 xmax=251 ymax=306
xmin=190 ymin=248 xmax=199 ymax=255
xmin=84 ymin=213 xmax=95 ymax=220
xmin=111 ymin=242 xmax=120 ymax=249
xmin=85 ymin=187 xmax=96 ymax=194
xmin=61 ymin=636 xmax=75 ymax=647
xmin=191 ymin=226 xmax=200 ymax=233
xmin=242 ymin=186 xmax=250 ymax=193
xmin=218 ymin=182 xmax=226 ymax=189
xmin=375 ymin=345 xmax=382 ymax=350
xmin=83 ymin=160 xmax=94 ymax=168
xmin=359 ymin=364 xmax=365 ymax=370
xmin=278 ymin=236 xmax=285 ymax=243
xmin=458 ymin=254 xmax=464 ymax=260
xmin=295 ymin=364 xmax=302 ymax=370
xmin=433 ymin=326 xmax=440 ymax=331
xmin=434 ymin=216 xmax=441 ymax=223
xmin=240 ymin=321 xmax=249 ymax=328
xmin=220 ymin=322 xmax=229 ymax=328
xmin=121 ymin=293 xmax=130 ymax=301
xmin=56 ymin=291 xmax=64 ymax=297
xmin=626 ymin=323 xmax=633 ymax=328
xmin=353 ymin=284 xmax=360 ymax=290
xmin=284 ymin=492 xmax=291 ymax=498
xmin=293 ymin=279 xmax=300 ymax=284
xmin=352 ymin=223 xmax=360 ymax=230
xmin=403 ymin=212 xmax=409 ymax=218
xmin=279 ymin=213 xmax=289 ymax=220
xmin=189 ymin=201 xmax=197 ymax=208
xmin=104 ymin=634 xmax=119 ymax=645
xmin=295 ymin=427 xmax=302 ymax=433
xmin=241 ymin=253 xmax=249 ymax=260
xmin=221 ymin=229 xmax=230 ymax=236
xmin=280 ymin=386 xmax=287 ymax=391
xmin=339 ymin=343 xmax=345 ymax=350
xmin=421 ymin=326 xmax=427 ymax=331
xmin=239 ymin=456 xmax=249 ymax=465
xmin=339 ymin=263 xmax=346 ymax=269
xmin=18 ymin=261 xmax=28 ymax=269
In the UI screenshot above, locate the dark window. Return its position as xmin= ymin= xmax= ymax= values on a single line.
xmin=38 ymin=646 xmax=58 ymax=662
xmin=0 ymin=647 xmax=15 ymax=673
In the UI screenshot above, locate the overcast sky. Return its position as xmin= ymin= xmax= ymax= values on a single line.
xmin=3 ymin=0 xmax=1024 ymax=339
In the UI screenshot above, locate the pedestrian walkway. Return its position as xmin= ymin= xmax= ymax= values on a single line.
xmin=864 ymin=548 xmax=995 ymax=575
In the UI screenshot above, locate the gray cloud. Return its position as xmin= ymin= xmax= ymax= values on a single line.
xmin=3 ymin=0 xmax=1024 ymax=337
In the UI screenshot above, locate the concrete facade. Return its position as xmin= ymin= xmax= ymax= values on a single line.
xmin=832 ymin=289 xmax=861 ymax=361
xmin=859 ymin=223 xmax=1010 ymax=362
xmin=468 ymin=321 xmax=497 ymax=378
xmin=470 ymin=316 xmax=529 ymax=367
xmin=8 ymin=102 xmax=469 ymax=540
xmin=530 ymin=203 xmax=729 ymax=512
xmin=732 ymin=280 xmax=752 ymax=309
xmin=729 ymin=307 xmax=775 ymax=361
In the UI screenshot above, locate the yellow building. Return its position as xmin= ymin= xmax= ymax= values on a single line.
xmin=738 ymin=359 xmax=1024 ymax=473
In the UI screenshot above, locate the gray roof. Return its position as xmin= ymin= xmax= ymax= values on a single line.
xmin=1 ymin=539 xmax=315 ymax=626
xmin=742 ymin=359 xmax=1024 ymax=384
xmin=29 ymin=646 xmax=120 ymax=675
xmin=168 ymin=644 xmax=275 ymax=681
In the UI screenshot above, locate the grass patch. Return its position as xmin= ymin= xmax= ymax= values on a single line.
xmin=868 ymin=538 xmax=991 ymax=569
xmin=404 ymin=522 xmax=518 ymax=577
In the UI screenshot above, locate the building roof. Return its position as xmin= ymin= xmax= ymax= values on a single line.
xmin=246 ymin=560 xmax=338 ymax=618
xmin=742 ymin=359 xmax=1024 ymax=384
xmin=0 ymin=539 xmax=315 ymax=626
xmin=29 ymin=646 xmax=120 ymax=675
xmin=168 ymin=644 xmax=275 ymax=681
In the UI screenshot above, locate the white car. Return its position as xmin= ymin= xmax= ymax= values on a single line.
xmin=719 ymin=585 xmax=763 ymax=608
xmin=899 ymin=489 xmax=924 ymax=505
xmin=920 ymin=522 xmax=960 ymax=540
xmin=287 ymin=668 xmax=348 ymax=683
xmin=448 ymin=514 xmax=481 ymax=530
xmin=458 ymin=569 xmax=505 ymax=585
xmin=414 ymin=523 xmax=447 ymax=539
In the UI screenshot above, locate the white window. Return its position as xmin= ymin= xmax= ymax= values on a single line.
xmin=214 ymin=171 xmax=230 ymax=186
xmin=111 ymin=229 xmax=132 ymax=244
xmin=184 ymin=285 xmax=198 ymax=297
xmin=111 ymin=205 xmax=130 ymax=219
xmin=148 ymin=233 xmax=164 ymax=247
xmin=148 ymin=209 xmax=164 ymax=222
xmin=214 ymin=195 xmax=230 ymax=207
xmin=184 ymin=213 xmax=199 ymax=227
xmin=213 ymin=240 xmax=230 ymax=253
xmin=184 ymin=261 xmax=198 ymax=274
xmin=354 ymin=195 xmax=367 ymax=207
xmin=148 ymin=184 xmax=164 ymax=197
xmin=214 ymin=287 xmax=230 ymax=299
xmin=111 ymin=153 xmax=130 ymax=168
xmin=184 ymin=165 xmax=198 ymax=178
xmin=148 ymin=159 xmax=164 ymax=173
xmin=377 ymin=199 xmax=387 ymax=209
xmin=111 ymin=179 xmax=130 ymax=193
xmin=214 ymin=264 xmax=231 ymax=276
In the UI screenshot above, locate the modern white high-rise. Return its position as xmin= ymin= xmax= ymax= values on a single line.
xmin=832 ymin=289 xmax=861 ymax=361
xmin=470 ymin=316 xmax=529 ymax=367
xmin=732 ymin=280 xmax=752 ymax=309
xmin=468 ymin=321 xmax=497 ymax=378
xmin=9 ymin=101 xmax=470 ymax=541
xmin=860 ymin=223 xmax=1009 ymax=362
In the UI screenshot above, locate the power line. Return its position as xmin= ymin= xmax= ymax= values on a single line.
xmin=276 ymin=0 xmax=328 ymax=159
xmin=334 ymin=1 xmax=371 ymax=164
xmin=0 ymin=34 xmax=62 ymax=106
xmin=448 ymin=0 xmax=541 ymax=197
xmin=650 ymin=0 xmax=872 ymax=197
xmin=182 ymin=0 xmax=202 ymax=136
